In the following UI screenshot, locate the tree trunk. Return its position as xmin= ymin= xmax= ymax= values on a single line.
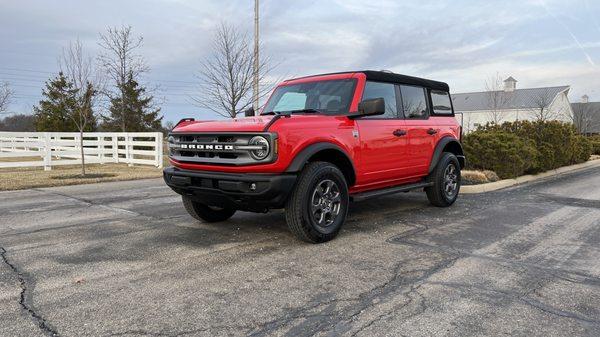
xmin=80 ymin=130 xmax=86 ymax=176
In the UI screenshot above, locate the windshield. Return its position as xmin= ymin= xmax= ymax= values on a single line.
xmin=262 ymin=79 xmax=356 ymax=115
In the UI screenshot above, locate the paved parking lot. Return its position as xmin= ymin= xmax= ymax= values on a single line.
xmin=1 ymin=167 xmax=600 ymax=337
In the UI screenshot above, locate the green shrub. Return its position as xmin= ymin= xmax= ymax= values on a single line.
xmin=466 ymin=121 xmax=593 ymax=177
xmin=588 ymin=135 xmax=600 ymax=155
xmin=570 ymin=135 xmax=593 ymax=163
xmin=463 ymin=131 xmax=537 ymax=179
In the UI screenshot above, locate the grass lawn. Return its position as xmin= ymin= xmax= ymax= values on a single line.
xmin=0 ymin=163 xmax=164 ymax=191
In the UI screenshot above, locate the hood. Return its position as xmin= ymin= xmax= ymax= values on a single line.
xmin=173 ymin=116 xmax=275 ymax=133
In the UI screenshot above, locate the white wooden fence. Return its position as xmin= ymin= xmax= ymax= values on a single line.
xmin=0 ymin=132 xmax=163 ymax=170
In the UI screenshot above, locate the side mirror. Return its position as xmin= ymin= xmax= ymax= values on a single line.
xmin=354 ymin=98 xmax=385 ymax=118
xmin=244 ymin=107 xmax=255 ymax=117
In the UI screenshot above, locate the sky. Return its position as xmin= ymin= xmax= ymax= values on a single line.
xmin=1 ymin=0 xmax=599 ymax=123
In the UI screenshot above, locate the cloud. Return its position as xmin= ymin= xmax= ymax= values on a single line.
xmin=2 ymin=0 xmax=600 ymax=122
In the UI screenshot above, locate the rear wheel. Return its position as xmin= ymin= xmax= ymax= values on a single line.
xmin=182 ymin=196 xmax=236 ymax=222
xmin=285 ymin=162 xmax=349 ymax=243
xmin=426 ymin=152 xmax=461 ymax=207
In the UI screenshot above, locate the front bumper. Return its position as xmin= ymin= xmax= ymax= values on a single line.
xmin=163 ymin=167 xmax=296 ymax=212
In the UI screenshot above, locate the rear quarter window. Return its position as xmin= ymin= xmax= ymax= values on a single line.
xmin=430 ymin=90 xmax=453 ymax=115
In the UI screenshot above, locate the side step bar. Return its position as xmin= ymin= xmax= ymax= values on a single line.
xmin=350 ymin=181 xmax=433 ymax=202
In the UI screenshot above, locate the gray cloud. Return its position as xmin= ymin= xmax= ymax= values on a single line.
xmin=1 ymin=0 xmax=599 ymax=121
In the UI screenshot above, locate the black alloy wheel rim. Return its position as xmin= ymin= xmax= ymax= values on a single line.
xmin=443 ymin=163 xmax=459 ymax=197
xmin=310 ymin=179 xmax=342 ymax=227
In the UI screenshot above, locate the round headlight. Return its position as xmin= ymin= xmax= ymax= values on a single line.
xmin=249 ymin=136 xmax=270 ymax=160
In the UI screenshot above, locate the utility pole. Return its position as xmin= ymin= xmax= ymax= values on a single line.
xmin=252 ymin=0 xmax=259 ymax=114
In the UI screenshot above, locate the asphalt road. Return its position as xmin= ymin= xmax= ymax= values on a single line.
xmin=1 ymin=167 xmax=600 ymax=337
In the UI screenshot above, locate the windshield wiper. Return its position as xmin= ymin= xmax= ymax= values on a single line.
xmin=261 ymin=108 xmax=323 ymax=116
xmin=288 ymin=108 xmax=322 ymax=114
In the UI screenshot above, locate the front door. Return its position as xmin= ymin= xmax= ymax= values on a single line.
xmin=356 ymin=81 xmax=410 ymax=187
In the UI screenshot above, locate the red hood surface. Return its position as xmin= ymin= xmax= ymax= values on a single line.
xmin=173 ymin=116 xmax=275 ymax=133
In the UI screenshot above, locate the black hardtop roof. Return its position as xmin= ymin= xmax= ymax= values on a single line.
xmin=287 ymin=70 xmax=450 ymax=92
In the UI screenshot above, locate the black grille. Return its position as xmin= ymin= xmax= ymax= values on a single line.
xmin=168 ymin=132 xmax=276 ymax=166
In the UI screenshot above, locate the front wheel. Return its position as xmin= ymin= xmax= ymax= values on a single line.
xmin=426 ymin=152 xmax=461 ymax=207
xmin=182 ymin=196 xmax=236 ymax=222
xmin=285 ymin=162 xmax=349 ymax=243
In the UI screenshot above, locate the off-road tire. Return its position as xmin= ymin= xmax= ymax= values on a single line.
xmin=285 ymin=161 xmax=349 ymax=243
xmin=426 ymin=152 xmax=461 ymax=207
xmin=182 ymin=196 xmax=236 ymax=222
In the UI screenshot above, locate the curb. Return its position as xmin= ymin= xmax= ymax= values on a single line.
xmin=461 ymin=159 xmax=600 ymax=194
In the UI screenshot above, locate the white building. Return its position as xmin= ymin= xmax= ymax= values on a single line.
xmin=452 ymin=77 xmax=573 ymax=133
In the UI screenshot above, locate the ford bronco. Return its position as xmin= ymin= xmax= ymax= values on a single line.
xmin=164 ymin=71 xmax=465 ymax=243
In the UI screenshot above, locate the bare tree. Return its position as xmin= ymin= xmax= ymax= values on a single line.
xmin=60 ymin=38 xmax=99 ymax=176
xmin=529 ymin=88 xmax=559 ymax=122
xmin=0 ymin=82 xmax=13 ymax=114
xmin=98 ymin=25 xmax=149 ymax=131
xmin=571 ymin=102 xmax=600 ymax=134
xmin=193 ymin=23 xmax=274 ymax=118
xmin=484 ymin=73 xmax=509 ymax=124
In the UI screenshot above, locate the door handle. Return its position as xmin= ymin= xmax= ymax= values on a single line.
xmin=427 ymin=128 xmax=438 ymax=135
xmin=393 ymin=129 xmax=407 ymax=137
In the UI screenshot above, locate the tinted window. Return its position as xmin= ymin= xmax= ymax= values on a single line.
xmin=400 ymin=85 xmax=428 ymax=118
xmin=361 ymin=81 xmax=398 ymax=118
xmin=431 ymin=90 xmax=453 ymax=115
xmin=263 ymin=79 xmax=356 ymax=115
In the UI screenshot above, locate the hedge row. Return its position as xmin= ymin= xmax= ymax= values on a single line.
xmin=589 ymin=135 xmax=600 ymax=155
xmin=462 ymin=121 xmax=592 ymax=179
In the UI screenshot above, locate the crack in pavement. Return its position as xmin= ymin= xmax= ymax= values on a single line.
xmin=31 ymin=188 xmax=142 ymax=217
xmin=244 ymin=254 xmax=461 ymax=337
xmin=389 ymin=238 xmax=600 ymax=288
xmin=344 ymin=256 xmax=460 ymax=337
xmin=428 ymin=281 xmax=600 ymax=327
xmin=29 ymin=189 xmax=192 ymax=223
xmin=0 ymin=245 xmax=60 ymax=337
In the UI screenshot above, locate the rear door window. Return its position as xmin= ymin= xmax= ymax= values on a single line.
xmin=430 ymin=90 xmax=453 ymax=115
xmin=361 ymin=81 xmax=399 ymax=118
xmin=400 ymin=85 xmax=429 ymax=119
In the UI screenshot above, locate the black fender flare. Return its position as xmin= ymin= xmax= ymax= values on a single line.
xmin=428 ymin=137 xmax=465 ymax=173
xmin=285 ymin=142 xmax=357 ymax=184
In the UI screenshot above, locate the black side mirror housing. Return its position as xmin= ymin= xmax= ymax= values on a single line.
xmin=244 ymin=107 xmax=255 ymax=117
xmin=352 ymin=98 xmax=385 ymax=118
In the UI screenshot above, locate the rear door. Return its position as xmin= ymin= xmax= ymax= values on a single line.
xmin=356 ymin=81 xmax=410 ymax=186
xmin=400 ymin=85 xmax=438 ymax=177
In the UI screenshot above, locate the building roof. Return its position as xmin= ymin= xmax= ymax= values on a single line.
xmin=286 ymin=70 xmax=449 ymax=92
xmin=571 ymin=102 xmax=600 ymax=133
xmin=504 ymin=76 xmax=517 ymax=83
xmin=452 ymin=86 xmax=570 ymax=112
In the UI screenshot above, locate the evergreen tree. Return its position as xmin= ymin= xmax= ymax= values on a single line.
xmin=103 ymin=73 xmax=163 ymax=132
xmin=34 ymin=72 xmax=77 ymax=131
xmin=34 ymin=72 xmax=97 ymax=132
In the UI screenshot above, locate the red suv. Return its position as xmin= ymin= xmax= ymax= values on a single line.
xmin=164 ymin=71 xmax=465 ymax=243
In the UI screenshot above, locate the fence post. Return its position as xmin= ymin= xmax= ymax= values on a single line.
xmin=43 ymin=132 xmax=52 ymax=171
xmin=156 ymin=132 xmax=163 ymax=168
xmin=97 ymin=135 xmax=103 ymax=164
xmin=125 ymin=133 xmax=133 ymax=167
xmin=112 ymin=135 xmax=119 ymax=163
